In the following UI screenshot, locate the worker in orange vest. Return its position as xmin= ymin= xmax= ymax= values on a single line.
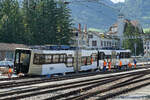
xmin=108 ymin=60 xmax=111 ymax=71
xmin=8 ymin=66 xmax=12 ymax=78
xmin=128 ymin=62 xmax=132 ymax=69
xmin=119 ymin=60 xmax=122 ymax=70
xmin=103 ymin=60 xmax=107 ymax=72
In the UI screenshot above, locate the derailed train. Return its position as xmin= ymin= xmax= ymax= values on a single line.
xmin=14 ymin=48 xmax=131 ymax=75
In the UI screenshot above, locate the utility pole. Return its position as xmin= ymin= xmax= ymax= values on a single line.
xmin=75 ymin=23 xmax=82 ymax=73
xmin=134 ymin=43 xmax=137 ymax=57
xmin=146 ymin=41 xmax=149 ymax=58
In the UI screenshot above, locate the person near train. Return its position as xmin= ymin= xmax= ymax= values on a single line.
xmin=133 ymin=59 xmax=137 ymax=68
xmin=8 ymin=66 xmax=12 ymax=78
xmin=119 ymin=60 xmax=122 ymax=70
xmin=108 ymin=60 xmax=111 ymax=71
xmin=103 ymin=60 xmax=107 ymax=72
xmin=128 ymin=62 xmax=132 ymax=69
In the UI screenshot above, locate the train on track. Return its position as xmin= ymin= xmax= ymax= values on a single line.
xmin=13 ymin=48 xmax=131 ymax=75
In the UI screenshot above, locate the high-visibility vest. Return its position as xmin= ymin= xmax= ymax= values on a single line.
xmin=9 ymin=68 xmax=12 ymax=73
xmin=109 ymin=62 xmax=111 ymax=66
xmin=119 ymin=61 xmax=122 ymax=67
xmin=91 ymin=58 xmax=93 ymax=64
xmin=104 ymin=61 xmax=107 ymax=66
xmin=128 ymin=63 xmax=132 ymax=67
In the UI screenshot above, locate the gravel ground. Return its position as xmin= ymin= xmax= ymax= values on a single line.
xmin=109 ymin=85 xmax=150 ymax=100
xmin=59 ymin=74 xmax=140 ymax=100
xmin=2 ymin=73 xmax=135 ymax=100
xmin=86 ymin=74 xmax=150 ymax=100
xmin=1 ymin=68 xmax=150 ymax=100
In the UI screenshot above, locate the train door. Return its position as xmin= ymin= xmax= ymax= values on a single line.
xmin=111 ymin=51 xmax=116 ymax=68
xmin=97 ymin=52 xmax=105 ymax=69
xmin=14 ymin=49 xmax=31 ymax=74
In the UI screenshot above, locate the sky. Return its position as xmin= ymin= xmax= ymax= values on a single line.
xmin=111 ymin=0 xmax=125 ymax=3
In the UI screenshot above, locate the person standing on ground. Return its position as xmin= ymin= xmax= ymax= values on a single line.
xmin=103 ymin=60 xmax=107 ymax=72
xmin=108 ymin=60 xmax=111 ymax=71
xmin=128 ymin=62 xmax=132 ymax=69
xmin=8 ymin=66 xmax=12 ymax=78
xmin=119 ymin=60 xmax=122 ymax=70
xmin=133 ymin=59 xmax=137 ymax=68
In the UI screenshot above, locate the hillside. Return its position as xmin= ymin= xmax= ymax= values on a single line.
xmin=69 ymin=0 xmax=118 ymax=30
xmin=69 ymin=0 xmax=150 ymax=30
xmin=120 ymin=0 xmax=150 ymax=28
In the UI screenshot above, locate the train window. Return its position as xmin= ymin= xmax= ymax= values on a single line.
xmin=68 ymin=54 xmax=72 ymax=57
xmin=119 ymin=53 xmax=123 ymax=58
xmin=87 ymin=57 xmax=91 ymax=65
xmin=81 ymin=56 xmax=91 ymax=65
xmin=125 ymin=52 xmax=131 ymax=58
xmin=81 ymin=57 xmax=87 ymax=65
xmin=53 ymin=55 xmax=59 ymax=63
xmin=105 ymin=55 xmax=111 ymax=59
xmin=98 ymin=52 xmax=105 ymax=60
xmin=66 ymin=57 xmax=74 ymax=67
xmin=15 ymin=53 xmax=19 ymax=64
xmin=45 ymin=55 xmax=52 ymax=63
xmin=33 ymin=54 xmax=66 ymax=64
xmin=60 ymin=55 xmax=66 ymax=63
xmin=33 ymin=54 xmax=40 ymax=64
xmin=39 ymin=54 xmax=45 ymax=64
xmin=91 ymin=53 xmax=97 ymax=61
xmin=33 ymin=54 xmax=45 ymax=64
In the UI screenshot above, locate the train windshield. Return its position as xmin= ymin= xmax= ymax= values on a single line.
xmin=14 ymin=49 xmax=31 ymax=74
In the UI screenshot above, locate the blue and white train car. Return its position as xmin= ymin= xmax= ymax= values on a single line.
xmin=13 ymin=48 xmax=98 ymax=75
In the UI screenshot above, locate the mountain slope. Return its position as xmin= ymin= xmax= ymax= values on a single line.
xmin=69 ymin=0 xmax=150 ymax=30
xmin=69 ymin=0 xmax=118 ymax=30
xmin=120 ymin=0 xmax=150 ymax=28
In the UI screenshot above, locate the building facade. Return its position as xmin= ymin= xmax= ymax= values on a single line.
xmin=87 ymin=31 xmax=119 ymax=49
xmin=0 ymin=43 xmax=28 ymax=61
xmin=143 ymin=34 xmax=150 ymax=57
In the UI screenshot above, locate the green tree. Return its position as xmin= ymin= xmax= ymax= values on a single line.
xmin=123 ymin=23 xmax=143 ymax=56
xmin=56 ymin=1 xmax=73 ymax=45
xmin=0 ymin=0 xmax=24 ymax=44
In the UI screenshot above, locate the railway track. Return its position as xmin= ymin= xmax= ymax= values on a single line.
xmin=0 ymin=68 xmax=150 ymax=100
xmin=0 ymin=63 xmax=149 ymax=81
xmin=44 ymin=71 xmax=150 ymax=100
xmin=0 ymin=66 xmax=149 ymax=89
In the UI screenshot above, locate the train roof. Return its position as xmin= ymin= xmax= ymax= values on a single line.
xmin=16 ymin=48 xmax=130 ymax=53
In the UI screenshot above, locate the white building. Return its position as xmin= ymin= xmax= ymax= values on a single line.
xmin=143 ymin=34 xmax=150 ymax=57
xmin=86 ymin=31 xmax=119 ymax=50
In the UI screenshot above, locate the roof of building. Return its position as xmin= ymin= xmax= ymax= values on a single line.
xmin=107 ymin=19 xmax=143 ymax=35
xmin=0 ymin=43 xmax=28 ymax=51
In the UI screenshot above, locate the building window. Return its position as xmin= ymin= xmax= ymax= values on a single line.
xmin=107 ymin=41 xmax=109 ymax=46
xmin=104 ymin=41 xmax=106 ymax=46
xmin=88 ymin=34 xmax=93 ymax=38
xmin=92 ymin=41 xmax=97 ymax=46
xmin=101 ymin=41 xmax=103 ymax=46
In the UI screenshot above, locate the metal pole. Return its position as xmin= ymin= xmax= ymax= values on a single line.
xmin=76 ymin=31 xmax=79 ymax=73
xmin=147 ymin=42 xmax=148 ymax=58
xmin=134 ymin=43 xmax=137 ymax=57
xmin=28 ymin=0 xmax=29 ymax=8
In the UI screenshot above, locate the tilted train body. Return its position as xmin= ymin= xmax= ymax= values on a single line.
xmin=14 ymin=48 xmax=131 ymax=75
